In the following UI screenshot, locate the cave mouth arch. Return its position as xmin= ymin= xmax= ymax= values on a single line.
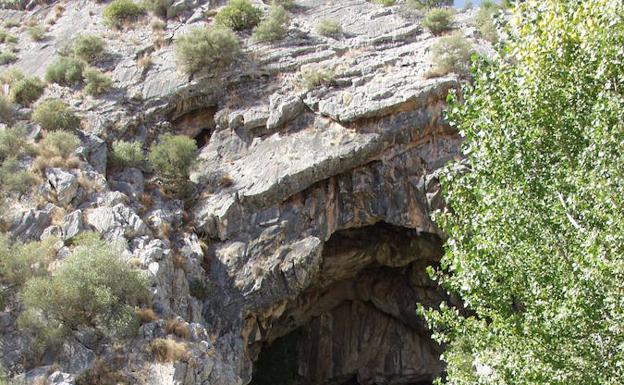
xmin=249 ymin=222 xmax=447 ymax=385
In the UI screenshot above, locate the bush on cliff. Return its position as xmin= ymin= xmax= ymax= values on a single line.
xmin=148 ymin=134 xmax=197 ymax=193
xmin=19 ymin=233 xmax=148 ymax=349
xmin=422 ymin=1 xmax=624 ymax=384
xmin=103 ymin=0 xmax=145 ymax=28
xmin=175 ymin=25 xmax=240 ymax=75
xmin=422 ymin=7 xmax=454 ymax=35
xmin=251 ymin=4 xmax=290 ymax=43
xmin=32 ymin=98 xmax=80 ymax=131
xmin=215 ymin=0 xmax=262 ymax=31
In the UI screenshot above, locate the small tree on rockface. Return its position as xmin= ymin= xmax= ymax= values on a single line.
xmin=422 ymin=1 xmax=624 ymax=384
xmin=148 ymin=134 xmax=197 ymax=194
xmin=19 ymin=233 xmax=148 ymax=351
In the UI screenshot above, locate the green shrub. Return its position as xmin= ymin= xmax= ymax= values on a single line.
xmin=0 ymin=95 xmax=12 ymax=123
xmin=475 ymin=2 xmax=500 ymax=42
xmin=32 ymin=98 xmax=80 ymax=131
xmin=0 ymin=158 xmax=38 ymax=197
xmin=301 ymin=68 xmax=334 ymax=90
xmin=84 ymin=68 xmax=112 ymax=96
xmin=3 ymin=19 xmax=19 ymax=28
xmin=252 ymin=5 xmax=290 ymax=43
xmin=0 ymin=126 xmax=30 ymax=161
xmin=20 ymin=233 xmax=148 ymax=343
xmin=45 ymin=56 xmax=86 ymax=85
xmin=103 ymin=0 xmax=146 ymax=28
xmin=316 ymin=19 xmax=342 ymax=38
xmin=271 ymin=0 xmax=295 ymax=10
xmin=422 ymin=7 xmax=455 ymax=35
xmin=10 ymin=76 xmax=45 ymax=106
xmin=148 ymin=134 xmax=197 ymax=191
xmin=427 ymin=33 xmax=473 ymax=77
xmin=215 ymin=0 xmax=262 ymax=31
xmin=110 ymin=140 xmax=145 ymax=168
xmin=0 ymin=67 xmax=24 ymax=85
xmin=73 ymin=34 xmax=106 ymax=63
xmin=143 ymin=0 xmax=175 ymax=18
xmin=0 ymin=234 xmax=57 ymax=287
xmin=0 ymin=29 xmax=17 ymax=44
xmin=405 ymin=0 xmax=452 ymax=9
xmin=374 ymin=0 xmax=396 ymax=6
xmin=38 ymin=131 xmax=80 ymax=159
xmin=0 ymin=51 xmax=16 ymax=65
xmin=175 ymin=26 xmax=240 ymax=75
xmin=26 ymin=25 xmax=46 ymax=41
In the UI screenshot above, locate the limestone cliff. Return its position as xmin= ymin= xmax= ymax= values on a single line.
xmin=0 ymin=1 xmax=489 ymax=384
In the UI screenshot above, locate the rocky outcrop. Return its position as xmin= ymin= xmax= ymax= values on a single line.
xmin=0 ymin=0 xmax=491 ymax=384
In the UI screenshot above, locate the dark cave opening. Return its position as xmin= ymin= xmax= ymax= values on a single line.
xmin=249 ymin=222 xmax=447 ymax=385
xmin=194 ymin=127 xmax=212 ymax=148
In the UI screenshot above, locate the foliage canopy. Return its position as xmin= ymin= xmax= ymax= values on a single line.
xmin=423 ymin=1 xmax=624 ymax=384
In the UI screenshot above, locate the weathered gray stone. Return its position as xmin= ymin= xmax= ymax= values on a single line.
xmin=62 ymin=210 xmax=84 ymax=240
xmin=85 ymin=203 xmax=150 ymax=240
xmin=10 ymin=208 xmax=51 ymax=242
xmin=46 ymin=168 xmax=79 ymax=206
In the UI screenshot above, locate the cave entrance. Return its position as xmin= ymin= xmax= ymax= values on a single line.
xmin=171 ymin=105 xmax=217 ymax=148
xmin=248 ymin=223 xmax=447 ymax=385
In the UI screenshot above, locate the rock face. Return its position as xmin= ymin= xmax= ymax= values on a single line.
xmin=0 ymin=0 xmax=487 ymax=384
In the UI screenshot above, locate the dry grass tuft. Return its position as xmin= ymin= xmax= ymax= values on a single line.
xmin=165 ymin=319 xmax=191 ymax=339
xmin=136 ymin=308 xmax=158 ymax=324
xmin=149 ymin=338 xmax=189 ymax=362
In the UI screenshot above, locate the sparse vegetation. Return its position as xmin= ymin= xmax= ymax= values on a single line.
xmin=10 ymin=76 xmax=44 ymax=106
xmin=103 ymin=0 xmax=146 ymax=28
xmin=215 ymin=0 xmax=262 ymax=31
xmin=0 ymin=234 xmax=57 ymax=287
xmin=0 ymin=29 xmax=17 ymax=44
xmin=374 ymin=0 xmax=396 ymax=6
xmin=165 ymin=319 xmax=190 ymax=339
xmin=45 ymin=56 xmax=86 ymax=85
xmin=3 ymin=19 xmax=19 ymax=28
xmin=26 ymin=25 xmax=46 ymax=41
xmin=109 ymin=140 xmax=145 ymax=168
xmin=405 ymin=0 xmax=452 ymax=9
xmin=75 ymin=359 xmax=128 ymax=385
xmin=0 ymin=158 xmax=38 ymax=197
xmin=427 ymin=33 xmax=474 ymax=77
xmin=34 ymin=131 xmax=81 ymax=171
xmin=0 ymin=126 xmax=31 ymax=161
xmin=149 ymin=338 xmax=189 ymax=362
xmin=84 ymin=68 xmax=112 ymax=96
xmin=73 ymin=35 xmax=106 ymax=63
xmin=0 ymin=51 xmax=16 ymax=65
xmin=475 ymin=0 xmax=500 ymax=42
xmin=252 ymin=4 xmax=290 ymax=43
xmin=32 ymin=98 xmax=80 ymax=131
xmin=422 ymin=7 xmax=455 ymax=35
xmin=0 ymin=95 xmax=12 ymax=122
xmin=136 ymin=308 xmax=158 ymax=324
xmin=147 ymin=134 xmax=197 ymax=192
xmin=301 ymin=68 xmax=335 ymax=90
xmin=143 ymin=0 xmax=181 ymax=18
xmin=175 ymin=25 xmax=240 ymax=75
xmin=20 ymin=233 xmax=149 ymax=345
xmin=316 ymin=18 xmax=342 ymax=38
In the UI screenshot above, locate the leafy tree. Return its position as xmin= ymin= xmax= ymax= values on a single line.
xmin=148 ymin=134 xmax=197 ymax=192
xmin=422 ymin=1 xmax=624 ymax=384
xmin=20 ymin=233 xmax=148 ymax=346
